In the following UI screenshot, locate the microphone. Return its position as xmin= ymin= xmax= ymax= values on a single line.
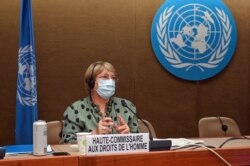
xmin=0 ymin=147 xmax=5 ymax=159
xmin=121 ymin=100 xmax=154 ymax=141
xmin=217 ymin=117 xmax=228 ymax=136
xmin=222 ymin=125 xmax=228 ymax=132
xmin=121 ymin=100 xmax=171 ymax=151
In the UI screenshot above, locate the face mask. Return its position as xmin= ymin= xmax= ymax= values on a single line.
xmin=96 ymin=79 xmax=115 ymax=99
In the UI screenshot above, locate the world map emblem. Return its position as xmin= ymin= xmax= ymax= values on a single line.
xmin=17 ymin=45 xmax=37 ymax=106
xmin=151 ymin=0 xmax=237 ymax=81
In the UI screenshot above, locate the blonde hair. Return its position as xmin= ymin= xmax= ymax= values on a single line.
xmin=84 ymin=61 xmax=116 ymax=91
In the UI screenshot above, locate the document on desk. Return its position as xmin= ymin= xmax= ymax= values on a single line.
xmin=4 ymin=144 xmax=52 ymax=156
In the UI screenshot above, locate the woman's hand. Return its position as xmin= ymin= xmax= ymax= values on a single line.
xmin=114 ymin=115 xmax=130 ymax=134
xmin=92 ymin=117 xmax=114 ymax=134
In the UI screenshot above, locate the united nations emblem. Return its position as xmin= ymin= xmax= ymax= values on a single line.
xmin=17 ymin=45 xmax=37 ymax=106
xmin=151 ymin=0 xmax=237 ymax=81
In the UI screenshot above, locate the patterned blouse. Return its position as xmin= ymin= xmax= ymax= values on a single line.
xmin=60 ymin=96 xmax=139 ymax=143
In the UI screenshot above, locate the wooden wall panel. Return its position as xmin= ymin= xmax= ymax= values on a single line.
xmin=0 ymin=0 xmax=249 ymax=144
xmin=32 ymin=0 xmax=136 ymax=121
xmin=134 ymin=0 xmax=198 ymax=137
xmin=0 ymin=0 xmax=19 ymax=145
xmin=198 ymin=0 xmax=250 ymax=135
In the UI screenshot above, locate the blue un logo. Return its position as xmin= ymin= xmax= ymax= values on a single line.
xmin=151 ymin=0 xmax=237 ymax=81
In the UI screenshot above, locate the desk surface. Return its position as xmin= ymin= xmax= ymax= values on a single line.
xmin=52 ymin=136 xmax=250 ymax=166
xmin=1 ymin=137 xmax=250 ymax=166
xmin=1 ymin=155 xmax=78 ymax=166
xmin=198 ymin=137 xmax=250 ymax=148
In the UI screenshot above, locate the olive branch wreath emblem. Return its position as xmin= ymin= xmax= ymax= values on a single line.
xmin=156 ymin=6 xmax=232 ymax=72
xmin=17 ymin=45 xmax=37 ymax=106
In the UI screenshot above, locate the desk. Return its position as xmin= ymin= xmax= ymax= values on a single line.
xmin=77 ymin=137 xmax=250 ymax=166
xmin=79 ymin=148 xmax=250 ymax=166
xmin=1 ymin=137 xmax=250 ymax=166
xmin=0 ymin=155 xmax=78 ymax=166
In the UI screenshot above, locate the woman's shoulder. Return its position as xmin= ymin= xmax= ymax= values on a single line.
xmin=112 ymin=97 xmax=135 ymax=107
xmin=66 ymin=97 xmax=91 ymax=110
xmin=71 ymin=97 xmax=89 ymax=105
xmin=113 ymin=96 xmax=130 ymax=102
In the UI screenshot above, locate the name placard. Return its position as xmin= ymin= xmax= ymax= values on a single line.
xmin=86 ymin=133 xmax=149 ymax=155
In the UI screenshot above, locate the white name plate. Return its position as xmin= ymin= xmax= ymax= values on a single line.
xmin=86 ymin=133 xmax=149 ymax=155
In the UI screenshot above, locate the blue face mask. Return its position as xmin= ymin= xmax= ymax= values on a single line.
xmin=96 ymin=79 xmax=115 ymax=99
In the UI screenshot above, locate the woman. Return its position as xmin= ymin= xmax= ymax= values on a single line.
xmin=60 ymin=61 xmax=139 ymax=143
